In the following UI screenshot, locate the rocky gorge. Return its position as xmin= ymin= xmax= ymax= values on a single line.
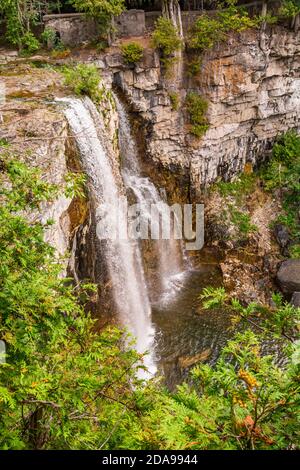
xmin=0 ymin=20 xmax=300 ymax=379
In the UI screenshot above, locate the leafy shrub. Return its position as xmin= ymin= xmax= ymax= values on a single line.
xmin=229 ymin=206 xmax=257 ymax=235
xmin=200 ymin=287 xmax=228 ymax=308
xmin=187 ymin=58 xmax=202 ymax=77
xmin=260 ymin=130 xmax=300 ymax=237
xmin=121 ymin=42 xmax=144 ymax=65
xmin=279 ymin=0 xmax=300 ymax=18
xmin=41 ymin=27 xmax=65 ymax=51
xmin=20 ymin=31 xmax=40 ymax=54
xmin=188 ymin=3 xmax=256 ymax=53
xmin=168 ymin=91 xmax=180 ymax=111
xmin=0 ymin=150 xmax=143 ymax=450
xmin=41 ymin=27 xmax=57 ymax=46
xmin=185 ymin=92 xmax=209 ymax=138
xmin=188 ymin=14 xmax=223 ymax=52
xmin=96 ymin=39 xmax=109 ymax=52
xmin=289 ymin=244 xmax=300 ymax=258
xmin=216 ymin=173 xmax=256 ymax=201
xmin=151 ymin=17 xmax=182 ymax=58
xmin=63 ymin=64 xmax=103 ymax=103
xmin=64 ymin=172 xmax=87 ymax=199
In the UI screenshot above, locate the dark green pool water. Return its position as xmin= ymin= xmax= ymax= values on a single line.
xmin=151 ymin=263 xmax=237 ymax=389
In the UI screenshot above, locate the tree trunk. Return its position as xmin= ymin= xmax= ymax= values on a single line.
xmin=292 ymin=13 xmax=300 ymax=32
xmin=162 ymin=0 xmax=183 ymax=39
xmin=261 ymin=0 xmax=268 ymax=18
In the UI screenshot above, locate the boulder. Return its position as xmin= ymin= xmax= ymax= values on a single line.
xmin=291 ymin=292 xmax=300 ymax=308
xmin=276 ymin=260 xmax=300 ymax=294
xmin=274 ymin=224 xmax=291 ymax=252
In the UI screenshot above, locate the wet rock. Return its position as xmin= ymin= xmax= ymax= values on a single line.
xmin=178 ymin=348 xmax=211 ymax=369
xmin=274 ymin=223 xmax=291 ymax=254
xmin=291 ymin=292 xmax=300 ymax=308
xmin=276 ymin=259 xmax=300 ymax=294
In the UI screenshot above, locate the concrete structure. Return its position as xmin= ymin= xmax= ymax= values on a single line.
xmin=115 ymin=10 xmax=146 ymax=37
xmin=43 ymin=10 xmax=146 ymax=47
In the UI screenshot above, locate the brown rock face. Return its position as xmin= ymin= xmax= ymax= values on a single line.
xmin=108 ymin=26 xmax=300 ymax=195
xmin=0 ymin=64 xmax=87 ymax=256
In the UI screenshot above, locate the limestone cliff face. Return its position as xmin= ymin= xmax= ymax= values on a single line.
xmin=104 ymin=26 xmax=300 ymax=195
xmin=191 ymin=27 xmax=300 ymax=193
xmin=0 ymin=64 xmax=88 ymax=257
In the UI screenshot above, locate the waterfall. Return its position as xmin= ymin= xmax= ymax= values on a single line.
xmin=115 ymin=96 xmax=187 ymax=304
xmin=58 ymin=96 xmax=155 ymax=374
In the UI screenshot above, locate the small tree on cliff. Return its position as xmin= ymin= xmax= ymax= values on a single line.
xmin=69 ymin=0 xmax=126 ymax=42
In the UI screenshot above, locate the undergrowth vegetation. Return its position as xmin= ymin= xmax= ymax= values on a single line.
xmin=260 ymin=130 xmax=300 ymax=244
xmin=121 ymin=42 xmax=144 ymax=65
xmin=187 ymin=2 xmax=257 ymax=53
xmin=0 ymin=135 xmax=299 ymax=450
xmin=151 ymin=17 xmax=182 ymax=71
xmin=185 ymin=92 xmax=210 ymax=138
xmin=63 ymin=64 xmax=104 ymax=103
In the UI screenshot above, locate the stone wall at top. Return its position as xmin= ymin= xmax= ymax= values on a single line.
xmin=43 ymin=10 xmax=146 ymax=47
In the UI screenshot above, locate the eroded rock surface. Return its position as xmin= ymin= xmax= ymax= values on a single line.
xmin=103 ymin=26 xmax=300 ymax=195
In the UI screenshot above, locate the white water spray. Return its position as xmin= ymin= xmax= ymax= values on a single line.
xmin=58 ymin=96 xmax=156 ymax=373
xmin=115 ymin=95 xmax=187 ymax=304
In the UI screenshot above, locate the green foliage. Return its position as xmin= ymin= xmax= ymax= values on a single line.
xmin=63 ymin=64 xmax=104 ymax=103
xmin=200 ymin=287 xmax=228 ymax=309
xmin=69 ymin=0 xmax=125 ymax=33
xmin=188 ymin=2 xmax=257 ymax=53
xmin=188 ymin=15 xmax=222 ymax=52
xmin=185 ymin=92 xmax=209 ymax=138
xmin=151 ymin=17 xmax=182 ymax=62
xmin=64 ymin=172 xmax=87 ymax=199
xmin=41 ymin=27 xmax=65 ymax=51
xmin=70 ymin=0 xmax=125 ymax=18
xmin=260 ymin=130 xmax=300 ymax=239
xmin=229 ymin=206 xmax=257 ymax=235
xmin=187 ymin=57 xmax=202 ymax=77
xmin=289 ymin=244 xmax=300 ymax=258
xmin=41 ymin=27 xmax=57 ymax=45
xmin=0 ymin=149 xmax=145 ymax=450
xmin=0 ymin=0 xmax=42 ymax=51
xmin=211 ymin=172 xmax=258 ymax=238
xmin=279 ymin=0 xmax=300 ymax=18
xmin=255 ymin=13 xmax=278 ymax=26
xmin=168 ymin=91 xmax=179 ymax=111
xmin=121 ymin=42 xmax=144 ymax=65
xmin=215 ymin=173 xmax=256 ymax=200
xmin=19 ymin=31 xmax=40 ymax=54
xmin=96 ymin=39 xmax=109 ymax=52
xmin=133 ymin=328 xmax=300 ymax=450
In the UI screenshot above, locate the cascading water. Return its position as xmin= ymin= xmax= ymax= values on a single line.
xmin=58 ymin=96 xmax=155 ymax=374
xmin=115 ymin=95 xmax=187 ymax=304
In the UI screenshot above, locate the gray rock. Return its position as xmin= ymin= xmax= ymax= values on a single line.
xmin=276 ymin=260 xmax=300 ymax=294
xmin=291 ymin=292 xmax=300 ymax=307
xmin=274 ymin=224 xmax=290 ymax=250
